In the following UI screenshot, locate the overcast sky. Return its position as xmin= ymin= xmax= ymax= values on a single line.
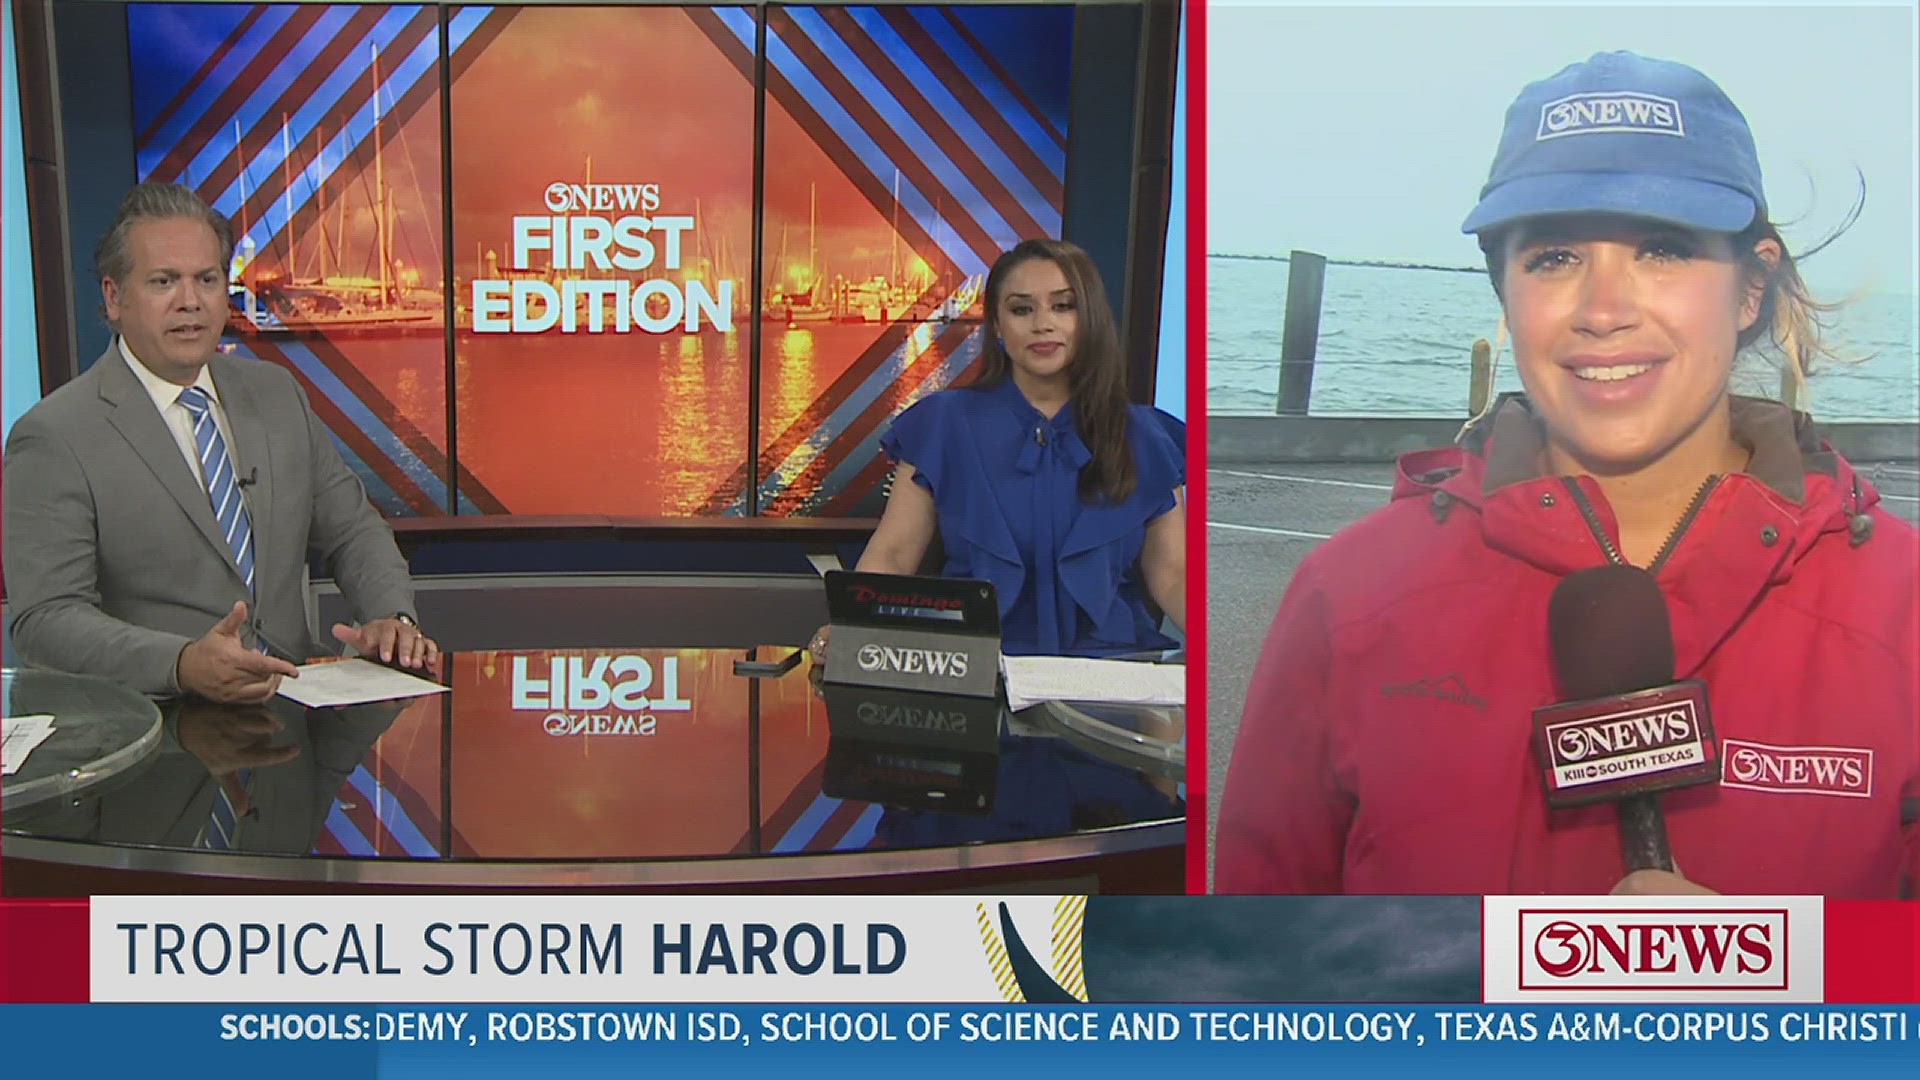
xmin=1207 ymin=2 xmax=1917 ymax=291
xmin=1085 ymin=897 xmax=1481 ymax=1002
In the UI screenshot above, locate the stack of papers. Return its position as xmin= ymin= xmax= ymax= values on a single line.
xmin=2 ymin=714 xmax=59 ymax=777
xmin=276 ymin=659 xmax=448 ymax=708
xmin=999 ymin=656 xmax=1185 ymax=713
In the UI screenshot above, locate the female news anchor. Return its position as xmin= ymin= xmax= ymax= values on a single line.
xmin=810 ymin=238 xmax=1186 ymax=660
xmin=1215 ymin=52 xmax=1916 ymax=898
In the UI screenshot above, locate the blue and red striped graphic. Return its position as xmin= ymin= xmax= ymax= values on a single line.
xmin=127 ymin=4 xmax=1070 ymax=517
xmin=130 ymin=3 xmax=515 ymax=517
xmin=689 ymin=5 xmax=1070 ymax=515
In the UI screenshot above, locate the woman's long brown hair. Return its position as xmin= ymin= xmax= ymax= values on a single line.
xmin=967 ymin=238 xmax=1138 ymax=504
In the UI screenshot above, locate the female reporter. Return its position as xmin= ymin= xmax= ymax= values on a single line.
xmin=810 ymin=238 xmax=1186 ymax=660
xmin=1215 ymin=52 xmax=1916 ymax=897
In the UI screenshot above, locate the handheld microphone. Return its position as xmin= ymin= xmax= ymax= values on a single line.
xmin=1537 ymin=566 xmax=1722 ymax=874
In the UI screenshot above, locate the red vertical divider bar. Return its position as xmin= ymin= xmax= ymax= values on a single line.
xmin=1182 ymin=0 xmax=1208 ymax=897
xmin=1824 ymin=900 xmax=1920 ymax=1002
xmin=0 ymin=899 xmax=92 ymax=1002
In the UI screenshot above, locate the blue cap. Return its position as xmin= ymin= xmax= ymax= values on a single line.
xmin=1461 ymin=51 xmax=1766 ymax=235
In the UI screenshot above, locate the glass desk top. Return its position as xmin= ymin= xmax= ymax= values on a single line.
xmin=2 ymin=648 xmax=1184 ymax=888
xmin=3 ymin=668 xmax=164 ymax=812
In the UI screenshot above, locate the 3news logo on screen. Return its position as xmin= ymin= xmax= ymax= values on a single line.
xmin=1483 ymin=897 xmax=1824 ymax=1003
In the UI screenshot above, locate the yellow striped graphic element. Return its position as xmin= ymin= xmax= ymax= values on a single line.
xmin=974 ymin=903 xmax=1026 ymax=1003
xmin=1051 ymin=896 xmax=1089 ymax=1002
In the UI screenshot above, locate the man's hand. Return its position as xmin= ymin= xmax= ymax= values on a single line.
xmin=1611 ymin=868 xmax=1719 ymax=895
xmin=177 ymin=602 xmax=301 ymax=704
xmin=175 ymin=700 xmax=300 ymax=775
xmin=333 ymin=617 xmax=438 ymax=669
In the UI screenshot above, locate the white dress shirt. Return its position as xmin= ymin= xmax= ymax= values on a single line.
xmin=119 ymin=337 xmax=243 ymax=492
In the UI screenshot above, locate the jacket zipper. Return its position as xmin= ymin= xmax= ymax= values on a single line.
xmin=1560 ymin=474 xmax=1722 ymax=572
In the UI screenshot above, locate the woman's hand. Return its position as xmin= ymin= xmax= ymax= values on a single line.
xmin=1611 ymin=869 xmax=1719 ymax=895
xmin=808 ymin=625 xmax=832 ymax=667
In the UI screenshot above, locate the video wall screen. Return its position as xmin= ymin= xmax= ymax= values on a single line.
xmin=124 ymin=3 xmax=1077 ymax=518
xmin=131 ymin=2 xmax=454 ymax=515
xmin=743 ymin=5 xmax=1070 ymax=517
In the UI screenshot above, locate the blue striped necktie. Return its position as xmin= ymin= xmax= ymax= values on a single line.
xmin=204 ymin=769 xmax=253 ymax=850
xmin=176 ymin=387 xmax=255 ymax=595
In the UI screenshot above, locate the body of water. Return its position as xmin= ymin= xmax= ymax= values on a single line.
xmin=1209 ymin=257 xmax=1920 ymax=421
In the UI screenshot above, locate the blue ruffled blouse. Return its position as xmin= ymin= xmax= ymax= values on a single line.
xmin=878 ymin=378 xmax=1185 ymax=658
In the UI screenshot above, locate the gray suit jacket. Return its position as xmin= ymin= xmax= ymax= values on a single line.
xmin=3 ymin=345 xmax=417 ymax=694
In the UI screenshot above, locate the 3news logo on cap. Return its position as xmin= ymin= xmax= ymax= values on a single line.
xmin=1461 ymin=51 xmax=1768 ymax=235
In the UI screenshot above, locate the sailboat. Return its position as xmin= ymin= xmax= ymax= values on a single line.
xmin=227 ymin=44 xmax=439 ymax=338
xmin=841 ymin=169 xmax=913 ymax=324
xmin=783 ymin=184 xmax=834 ymax=326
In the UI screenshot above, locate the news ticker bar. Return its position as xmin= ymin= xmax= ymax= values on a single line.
xmin=4 ymin=1005 xmax=1920 ymax=1079
xmin=0 ymin=896 xmax=1915 ymax=1005
xmin=6 ymin=1005 xmax=1920 ymax=1056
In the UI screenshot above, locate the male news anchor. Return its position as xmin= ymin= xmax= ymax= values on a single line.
xmin=3 ymin=182 xmax=437 ymax=703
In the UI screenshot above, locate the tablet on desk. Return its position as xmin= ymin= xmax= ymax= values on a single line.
xmin=821 ymin=571 xmax=1000 ymax=699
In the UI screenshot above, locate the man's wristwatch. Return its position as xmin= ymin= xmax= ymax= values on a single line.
xmin=391 ymin=612 xmax=419 ymax=629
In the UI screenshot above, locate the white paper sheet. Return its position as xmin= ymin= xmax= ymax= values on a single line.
xmin=999 ymin=656 xmax=1185 ymax=713
xmin=2 ymin=714 xmax=59 ymax=776
xmin=275 ymin=659 xmax=448 ymax=708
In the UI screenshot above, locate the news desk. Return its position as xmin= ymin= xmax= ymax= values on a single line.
xmin=1 ymin=642 xmax=1185 ymax=895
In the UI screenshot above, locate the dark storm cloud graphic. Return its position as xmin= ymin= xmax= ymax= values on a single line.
xmin=1080 ymin=898 xmax=1481 ymax=1003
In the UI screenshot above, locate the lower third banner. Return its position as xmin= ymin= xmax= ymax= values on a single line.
xmin=2 ymin=894 xmax=1915 ymax=1004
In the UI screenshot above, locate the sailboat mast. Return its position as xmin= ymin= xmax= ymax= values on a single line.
xmin=385 ymin=186 xmax=395 ymax=296
xmin=703 ymin=203 xmax=718 ymax=282
xmin=235 ymin=119 xmax=250 ymax=242
xmin=316 ymin=123 xmax=329 ymax=281
xmin=282 ymin=113 xmax=293 ymax=272
xmin=777 ymin=223 xmax=789 ymax=292
xmin=373 ymin=42 xmax=389 ymax=304
xmin=336 ymin=169 xmax=348 ymax=279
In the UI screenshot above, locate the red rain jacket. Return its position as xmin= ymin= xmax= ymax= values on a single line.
xmin=1216 ymin=397 xmax=1918 ymax=897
